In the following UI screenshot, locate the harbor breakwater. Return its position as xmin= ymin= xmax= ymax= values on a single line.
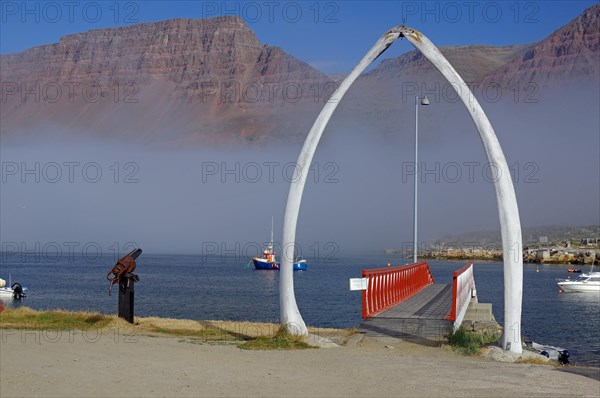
xmin=415 ymin=248 xmax=599 ymax=265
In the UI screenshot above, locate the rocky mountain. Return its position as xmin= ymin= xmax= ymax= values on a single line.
xmin=357 ymin=4 xmax=599 ymax=95
xmin=328 ymin=4 xmax=599 ymax=138
xmin=479 ymin=4 xmax=600 ymax=88
xmin=341 ymin=44 xmax=530 ymax=130
xmin=363 ymin=44 xmax=531 ymax=84
xmin=1 ymin=5 xmax=598 ymax=146
xmin=0 ymin=17 xmax=331 ymax=145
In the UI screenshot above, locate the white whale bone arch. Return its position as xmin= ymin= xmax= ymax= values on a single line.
xmin=280 ymin=25 xmax=523 ymax=354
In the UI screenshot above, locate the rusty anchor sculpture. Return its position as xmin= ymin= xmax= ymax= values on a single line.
xmin=107 ymin=248 xmax=142 ymax=323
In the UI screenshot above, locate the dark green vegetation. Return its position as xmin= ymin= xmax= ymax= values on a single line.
xmin=447 ymin=327 xmax=499 ymax=355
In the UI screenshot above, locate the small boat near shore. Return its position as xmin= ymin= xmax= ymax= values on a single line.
xmin=252 ymin=218 xmax=308 ymax=271
xmin=0 ymin=277 xmax=27 ymax=300
xmin=525 ymin=339 xmax=570 ymax=364
xmin=567 ymin=269 xmax=582 ymax=273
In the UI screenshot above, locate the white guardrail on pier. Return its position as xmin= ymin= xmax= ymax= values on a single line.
xmin=445 ymin=262 xmax=476 ymax=330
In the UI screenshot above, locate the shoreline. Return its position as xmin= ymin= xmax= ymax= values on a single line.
xmin=1 ymin=309 xmax=599 ymax=396
xmin=1 ymin=325 xmax=599 ymax=397
xmin=0 ymin=307 xmax=354 ymax=346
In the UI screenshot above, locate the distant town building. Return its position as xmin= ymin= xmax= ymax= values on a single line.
xmin=539 ymin=236 xmax=548 ymax=244
xmin=581 ymin=238 xmax=599 ymax=246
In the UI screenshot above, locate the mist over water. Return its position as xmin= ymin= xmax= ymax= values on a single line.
xmin=1 ymin=83 xmax=598 ymax=256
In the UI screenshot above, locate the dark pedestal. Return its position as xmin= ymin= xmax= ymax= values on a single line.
xmin=118 ymin=274 xmax=138 ymax=323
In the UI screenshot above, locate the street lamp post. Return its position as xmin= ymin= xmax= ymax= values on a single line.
xmin=413 ymin=95 xmax=429 ymax=263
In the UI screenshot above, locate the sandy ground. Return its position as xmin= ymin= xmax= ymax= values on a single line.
xmin=1 ymin=330 xmax=599 ymax=398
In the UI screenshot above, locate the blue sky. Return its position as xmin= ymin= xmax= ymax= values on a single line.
xmin=0 ymin=0 xmax=596 ymax=73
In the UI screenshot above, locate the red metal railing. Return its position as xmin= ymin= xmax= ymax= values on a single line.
xmin=445 ymin=262 xmax=475 ymax=321
xmin=361 ymin=262 xmax=435 ymax=318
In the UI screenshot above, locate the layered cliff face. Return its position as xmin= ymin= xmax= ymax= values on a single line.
xmin=0 ymin=17 xmax=332 ymax=145
xmin=2 ymin=18 xmax=255 ymax=83
xmin=1 ymin=6 xmax=598 ymax=147
xmin=479 ymin=4 xmax=600 ymax=88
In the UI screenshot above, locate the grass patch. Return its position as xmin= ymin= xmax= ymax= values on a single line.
xmin=0 ymin=308 xmax=350 ymax=347
xmin=135 ymin=317 xmax=279 ymax=340
xmin=0 ymin=307 xmax=112 ymax=330
xmin=0 ymin=309 xmax=275 ymax=342
xmin=448 ymin=327 xmax=499 ymax=355
xmin=238 ymin=327 xmax=317 ymax=350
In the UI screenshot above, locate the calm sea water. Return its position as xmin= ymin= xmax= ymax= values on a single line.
xmin=1 ymin=253 xmax=599 ymax=366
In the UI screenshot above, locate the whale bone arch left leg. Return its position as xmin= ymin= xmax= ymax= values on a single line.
xmin=280 ymin=26 xmax=523 ymax=354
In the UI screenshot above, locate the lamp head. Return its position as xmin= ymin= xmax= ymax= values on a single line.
xmin=421 ymin=96 xmax=430 ymax=106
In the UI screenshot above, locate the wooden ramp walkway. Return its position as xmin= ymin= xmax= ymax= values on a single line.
xmin=359 ymin=284 xmax=453 ymax=344
xmin=357 ymin=262 xmax=475 ymax=345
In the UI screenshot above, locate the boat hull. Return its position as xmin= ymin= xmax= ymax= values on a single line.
xmin=252 ymin=258 xmax=307 ymax=271
xmin=557 ymin=282 xmax=600 ymax=293
xmin=253 ymin=258 xmax=279 ymax=270
xmin=0 ymin=285 xmax=27 ymax=299
xmin=294 ymin=261 xmax=307 ymax=271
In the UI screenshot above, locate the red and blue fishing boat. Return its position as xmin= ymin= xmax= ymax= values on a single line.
xmin=252 ymin=218 xmax=307 ymax=271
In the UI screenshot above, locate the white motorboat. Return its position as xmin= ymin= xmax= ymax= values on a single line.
xmin=557 ymin=271 xmax=600 ymax=293
xmin=0 ymin=277 xmax=26 ymax=299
